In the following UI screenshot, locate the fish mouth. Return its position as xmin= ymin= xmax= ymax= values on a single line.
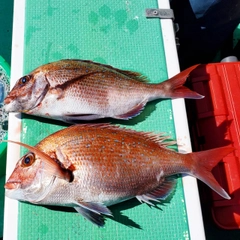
xmin=4 ymin=181 xmax=21 ymax=190
xmin=3 ymin=97 xmax=15 ymax=112
xmin=4 ymin=96 xmax=12 ymax=105
xmin=3 ymin=98 xmax=24 ymax=112
xmin=4 ymin=81 xmax=49 ymax=112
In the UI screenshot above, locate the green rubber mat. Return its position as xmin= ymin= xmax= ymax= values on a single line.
xmin=15 ymin=0 xmax=189 ymax=239
xmin=0 ymin=176 xmax=5 ymax=238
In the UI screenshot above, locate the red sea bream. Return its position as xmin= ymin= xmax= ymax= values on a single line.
xmin=4 ymin=60 xmax=203 ymax=123
xmin=5 ymin=124 xmax=233 ymax=226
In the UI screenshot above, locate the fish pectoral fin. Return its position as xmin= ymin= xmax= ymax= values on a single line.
xmin=115 ymin=100 xmax=148 ymax=120
xmin=74 ymin=201 xmax=112 ymax=227
xmin=136 ymin=176 xmax=177 ymax=205
xmin=77 ymin=201 xmax=112 ymax=216
xmin=63 ymin=114 xmax=104 ymax=122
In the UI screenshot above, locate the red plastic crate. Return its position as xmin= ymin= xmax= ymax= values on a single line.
xmin=187 ymin=62 xmax=240 ymax=229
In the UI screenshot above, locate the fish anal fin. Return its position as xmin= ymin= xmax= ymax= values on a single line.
xmin=136 ymin=177 xmax=177 ymax=205
xmin=74 ymin=201 xmax=112 ymax=227
xmin=115 ymin=100 xmax=147 ymax=120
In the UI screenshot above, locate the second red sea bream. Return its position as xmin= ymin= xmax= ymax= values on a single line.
xmin=5 ymin=124 xmax=233 ymax=226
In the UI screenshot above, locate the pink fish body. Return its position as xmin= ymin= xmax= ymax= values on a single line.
xmin=5 ymin=124 xmax=233 ymax=226
xmin=4 ymin=60 xmax=203 ymax=123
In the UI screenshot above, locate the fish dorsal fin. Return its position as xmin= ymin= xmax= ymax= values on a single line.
xmin=80 ymin=60 xmax=149 ymax=82
xmin=74 ymin=201 xmax=112 ymax=227
xmin=136 ymin=176 xmax=177 ymax=205
xmin=108 ymin=124 xmax=175 ymax=148
xmin=66 ymin=123 xmax=176 ymax=149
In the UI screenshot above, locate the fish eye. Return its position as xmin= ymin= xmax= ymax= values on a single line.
xmin=19 ymin=75 xmax=30 ymax=85
xmin=21 ymin=153 xmax=35 ymax=167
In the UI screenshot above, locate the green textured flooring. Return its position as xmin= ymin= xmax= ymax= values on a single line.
xmin=0 ymin=0 xmax=13 ymax=64
xmin=16 ymin=0 xmax=189 ymax=239
xmin=0 ymin=176 xmax=5 ymax=238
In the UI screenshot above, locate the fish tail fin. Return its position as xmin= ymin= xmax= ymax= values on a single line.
xmin=189 ymin=146 xmax=234 ymax=199
xmin=157 ymin=64 xmax=204 ymax=99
